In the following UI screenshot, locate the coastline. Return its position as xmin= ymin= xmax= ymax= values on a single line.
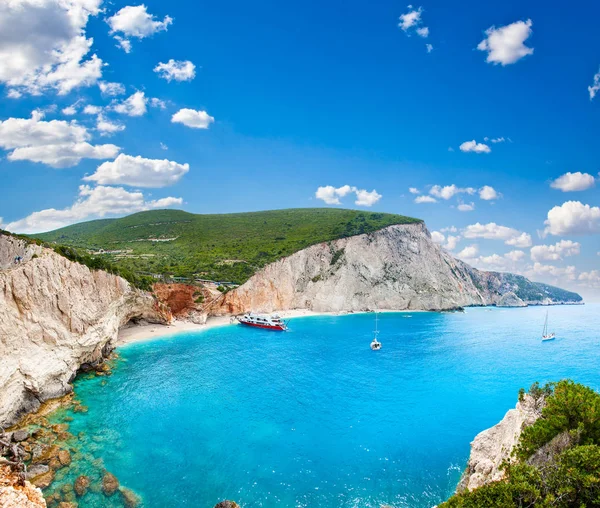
xmin=116 ymin=308 xmax=420 ymax=346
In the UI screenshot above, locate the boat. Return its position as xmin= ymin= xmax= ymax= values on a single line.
xmin=542 ymin=310 xmax=555 ymax=341
xmin=237 ymin=313 xmax=288 ymax=331
xmin=370 ymin=312 xmax=382 ymax=350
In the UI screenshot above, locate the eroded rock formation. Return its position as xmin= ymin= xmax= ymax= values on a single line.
xmin=216 ymin=223 xmax=580 ymax=315
xmin=0 ymin=235 xmax=171 ymax=428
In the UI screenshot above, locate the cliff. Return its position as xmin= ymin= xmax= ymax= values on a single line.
xmin=458 ymin=394 xmax=542 ymax=491
xmin=0 ymin=234 xmax=171 ymax=428
xmin=215 ymin=223 xmax=581 ymax=314
xmin=0 ymin=466 xmax=46 ymax=508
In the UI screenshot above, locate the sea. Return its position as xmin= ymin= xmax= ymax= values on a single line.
xmin=47 ymin=304 xmax=600 ymax=507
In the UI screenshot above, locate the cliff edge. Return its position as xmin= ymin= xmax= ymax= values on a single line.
xmin=0 ymin=234 xmax=171 ymax=428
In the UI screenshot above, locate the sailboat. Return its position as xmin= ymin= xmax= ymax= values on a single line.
xmin=542 ymin=310 xmax=556 ymax=341
xmin=370 ymin=312 xmax=382 ymax=350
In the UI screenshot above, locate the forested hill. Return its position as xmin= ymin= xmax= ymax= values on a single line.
xmin=34 ymin=208 xmax=421 ymax=284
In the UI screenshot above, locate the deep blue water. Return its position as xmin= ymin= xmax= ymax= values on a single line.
xmin=65 ymin=305 xmax=600 ymax=507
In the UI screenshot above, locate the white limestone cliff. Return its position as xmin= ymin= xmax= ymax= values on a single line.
xmin=0 ymin=235 xmax=171 ymax=428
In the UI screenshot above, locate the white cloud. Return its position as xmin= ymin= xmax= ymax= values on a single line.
xmin=530 ymin=240 xmax=581 ymax=262
xmin=0 ymin=0 xmax=103 ymax=96
xmin=431 ymin=231 xmax=445 ymax=244
xmin=425 ymin=43 xmax=433 ymax=53
xmin=409 ymin=187 xmax=421 ymax=194
xmin=83 ymin=104 xmax=102 ymax=115
xmin=160 ymin=142 xmax=168 ymax=150
xmin=6 ymin=185 xmax=182 ymax=234
xmin=531 ymin=262 xmax=576 ymax=281
xmin=477 ymin=19 xmax=534 ymax=66
xmin=62 ymin=105 xmax=78 ymax=116
xmin=505 ymin=250 xmax=525 ymax=262
xmin=544 ymin=201 xmax=600 ymax=236
xmin=0 ymin=111 xmax=119 ymax=168
xmin=112 ymin=91 xmax=147 ymax=117
xmin=84 ymin=153 xmax=189 ymax=188
xmin=96 ymin=115 xmax=125 ymax=136
xmin=398 ymin=6 xmax=430 ymax=40
xmin=149 ymin=97 xmax=166 ymax=109
xmin=457 ymin=202 xmax=475 ymax=212
xmin=444 ymin=235 xmax=460 ymax=251
xmin=464 ymin=222 xmax=532 ymax=247
xmin=315 ymin=185 xmax=381 ymax=207
xmin=430 ymin=184 xmax=475 ymax=200
xmin=441 ymin=226 xmax=458 ymax=233
xmin=107 ymin=4 xmax=172 ymax=52
xmin=488 ymin=137 xmax=506 ymax=143
xmin=578 ymin=270 xmax=600 ymax=288
xmin=7 ymin=90 xmax=22 ymax=99
xmin=171 ymin=108 xmax=215 ymax=129
xmin=459 ymin=140 xmax=491 ymax=153
xmin=354 ymin=188 xmax=381 ymax=207
xmin=414 ymin=195 xmax=437 ymax=204
xmin=588 ymin=68 xmax=600 ymax=100
xmin=457 ymin=244 xmax=479 ymax=259
xmin=479 ymin=185 xmax=500 ymax=200
xmin=99 ymin=81 xmax=125 ymax=96
xmin=550 ymin=172 xmax=596 ymax=192
xmin=154 ymin=59 xmax=196 ymax=82
xmin=315 ymin=185 xmax=353 ymax=205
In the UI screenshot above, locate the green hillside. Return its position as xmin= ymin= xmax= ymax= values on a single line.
xmin=35 ymin=208 xmax=420 ymax=284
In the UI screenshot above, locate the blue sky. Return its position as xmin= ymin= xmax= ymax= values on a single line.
xmin=0 ymin=0 xmax=599 ymax=298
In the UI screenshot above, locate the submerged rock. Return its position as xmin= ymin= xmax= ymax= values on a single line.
xmin=73 ymin=475 xmax=90 ymax=497
xmin=57 ymin=450 xmax=71 ymax=467
xmin=120 ymin=487 xmax=140 ymax=507
xmin=102 ymin=471 xmax=119 ymax=496
xmin=214 ymin=502 xmax=239 ymax=508
xmin=30 ymin=469 xmax=55 ymax=490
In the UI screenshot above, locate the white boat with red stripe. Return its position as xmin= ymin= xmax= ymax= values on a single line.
xmin=237 ymin=313 xmax=288 ymax=331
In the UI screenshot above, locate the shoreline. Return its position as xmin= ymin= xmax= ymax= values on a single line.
xmin=116 ymin=308 xmax=419 ymax=346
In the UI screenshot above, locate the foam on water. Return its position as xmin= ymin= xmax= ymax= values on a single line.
xmin=57 ymin=305 xmax=600 ymax=507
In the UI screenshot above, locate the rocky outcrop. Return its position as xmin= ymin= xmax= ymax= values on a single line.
xmin=216 ymin=223 xmax=581 ymax=315
xmin=153 ymin=283 xmax=218 ymax=324
xmin=0 ymin=466 xmax=46 ymax=508
xmin=0 ymin=235 xmax=171 ymax=428
xmin=458 ymin=394 xmax=542 ymax=491
xmin=496 ymin=292 xmax=526 ymax=307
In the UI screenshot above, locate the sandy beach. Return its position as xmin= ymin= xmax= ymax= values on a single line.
xmin=116 ymin=308 xmax=420 ymax=346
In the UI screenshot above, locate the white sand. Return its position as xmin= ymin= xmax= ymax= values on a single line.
xmin=116 ymin=308 xmax=420 ymax=346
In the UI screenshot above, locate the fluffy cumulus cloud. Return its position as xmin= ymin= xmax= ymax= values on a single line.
xmin=154 ymin=59 xmax=196 ymax=82
xmin=579 ymin=270 xmax=600 ymax=288
xmin=84 ymin=153 xmax=189 ymax=188
xmin=107 ymin=4 xmax=172 ymax=53
xmin=479 ymin=185 xmax=500 ymax=200
xmin=0 ymin=111 xmax=119 ymax=168
xmin=398 ymin=5 xmax=431 ymax=52
xmin=0 ymin=0 xmax=104 ymax=96
xmin=431 ymin=231 xmax=445 ymax=244
xmin=96 ymin=115 xmax=125 ymax=136
xmin=530 ymin=240 xmax=581 ymax=262
xmin=463 ymin=222 xmax=532 ymax=247
xmin=457 ymin=244 xmax=479 ymax=259
xmin=414 ymin=195 xmax=437 ymax=204
xmin=430 ymin=184 xmax=475 ymax=200
xmin=431 ymin=231 xmax=461 ymax=252
xmin=457 ymin=202 xmax=475 ymax=212
xmin=409 ymin=187 xmax=420 ymax=194
xmin=99 ymin=81 xmax=125 ymax=96
xmin=544 ymin=201 xmax=600 ymax=236
xmin=477 ymin=19 xmax=534 ymax=66
xmin=588 ymin=68 xmax=600 ymax=100
xmin=530 ymin=263 xmax=576 ymax=281
xmin=459 ymin=140 xmax=491 ymax=153
xmin=315 ymin=185 xmax=381 ymax=207
xmin=6 ymin=185 xmax=182 ymax=234
xmin=112 ymin=91 xmax=148 ymax=117
xmin=550 ymin=172 xmax=596 ymax=192
xmin=171 ymin=108 xmax=215 ymax=129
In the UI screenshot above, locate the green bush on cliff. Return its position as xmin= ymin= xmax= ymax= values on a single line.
xmin=442 ymin=380 xmax=600 ymax=508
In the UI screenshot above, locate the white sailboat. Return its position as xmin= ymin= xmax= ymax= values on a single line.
xmin=542 ymin=310 xmax=555 ymax=341
xmin=370 ymin=312 xmax=382 ymax=350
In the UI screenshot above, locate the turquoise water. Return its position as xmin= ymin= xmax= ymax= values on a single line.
xmin=66 ymin=305 xmax=600 ymax=507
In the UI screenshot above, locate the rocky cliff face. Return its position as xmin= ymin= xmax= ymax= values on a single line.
xmin=0 ymin=466 xmax=46 ymax=508
xmin=0 ymin=235 xmax=171 ymax=428
xmin=458 ymin=394 xmax=542 ymax=491
xmin=216 ymin=223 xmax=580 ymax=315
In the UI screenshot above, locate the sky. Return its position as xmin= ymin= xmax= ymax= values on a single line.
xmin=0 ymin=0 xmax=599 ymax=299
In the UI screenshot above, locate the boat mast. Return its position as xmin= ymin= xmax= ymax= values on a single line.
xmin=543 ymin=310 xmax=548 ymax=336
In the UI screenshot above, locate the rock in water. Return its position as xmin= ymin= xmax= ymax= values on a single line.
xmin=11 ymin=430 xmax=29 ymax=442
xmin=102 ymin=472 xmax=119 ymax=496
xmin=120 ymin=487 xmax=141 ymax=507
xmin=74 ymin=475 xmax=90 ymax=497
xmin=214 ymin=502 xmax=240 ymax=508
xmin=458 ymin=394 xmax=541 ymax=491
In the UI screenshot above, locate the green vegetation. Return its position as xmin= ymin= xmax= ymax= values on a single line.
xmin=34 ymin=208 xmax=420 ymax=284
xmin=441 ymin=380 xmax=600 ymax=508
xmin=498 ymin=273 xmax=583 ymax=304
